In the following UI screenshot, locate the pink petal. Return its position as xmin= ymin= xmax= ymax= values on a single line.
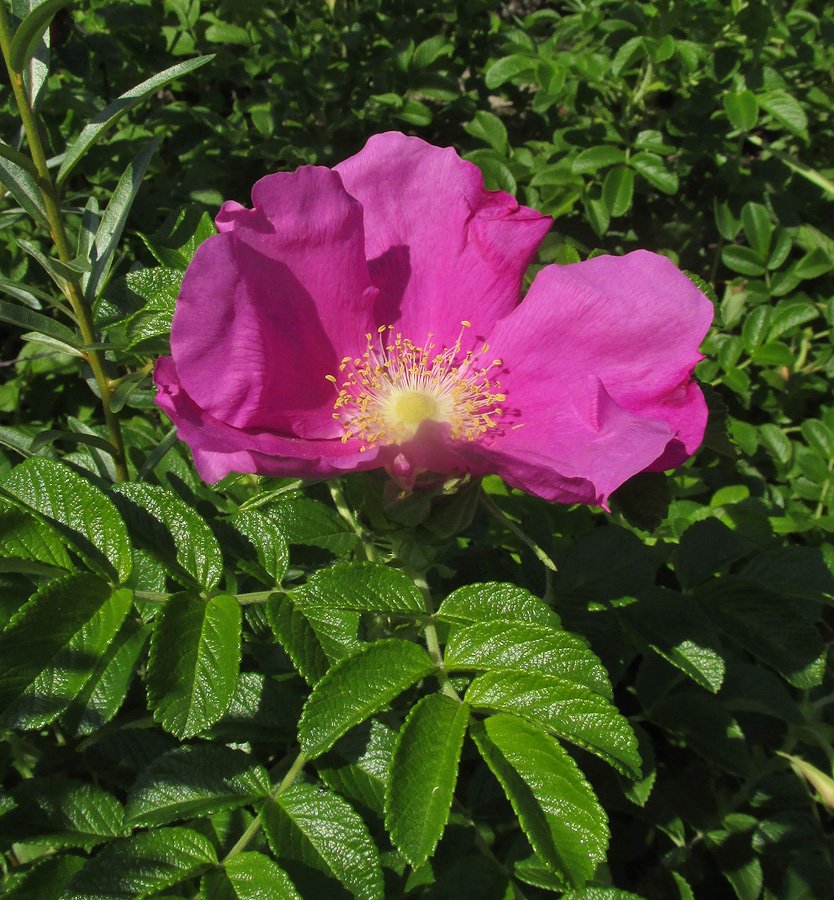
xmin=171 ymin=166 xmax=377 ymax=438
xmin=154 ymin=357 xmax=387 ymax=482
xmin=335 ymin=132 xmax=552 ymax=348
xmin=487 ymin=250 xmax=713 ymax=471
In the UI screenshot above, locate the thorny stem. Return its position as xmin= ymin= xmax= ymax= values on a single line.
xmin=220 ymin=751 xmax=307 ymax=864
xmin=0 ymin=6 xmax=128 ymax=481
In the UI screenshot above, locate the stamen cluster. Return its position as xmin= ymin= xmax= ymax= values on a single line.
xmin=327 ymin=323 xmax=506 ymax=449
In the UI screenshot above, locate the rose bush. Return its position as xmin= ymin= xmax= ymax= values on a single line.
xmin=155 ymin=132 xmax=713 ymax=505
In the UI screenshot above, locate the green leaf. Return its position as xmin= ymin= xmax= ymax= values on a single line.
xmin=261 ymin=498 xmax=356 ymax=555
xmin=58 ymin=56 xmax=215 ymax=186
xmin=296 ymin=561 xmax=424 ymax=614
xmin=316 ymin=718 xmax=397 ymax=819
xmin=2 ymin=585 xmax=132 ymax=729
xmin=723 ymin=90 xmax=759 ymax=131
xmin=207 ymin=852 xmax=303 ymax=900
xmin=0 ymin=499 xmax=72 ymax=572
xmin=0 ymin=573 xmax=114 ymax=716
xmin=437 ymin=582 xmax=561 ymax=629
xmin=758 ymin=89 xmax=809 ymax=140
xmin=0 ymin=853 xmax=84 ymax=900
xmin=231 ymin=508 xmax=289 ymax=585
xmin=484 ymin=54 xmax=535 ymax=89
xmin=112 ymin=483 xmax=223 ymax=590
xmin=62 ymin=826 xmax=217 ymax=900
xmin=123 ymin=267 xmax=181 ymax=350
xmin=572 ymin=146 xmax=627 ymax=174
xmin=62 ymin=619 xmax=151 ymax=736
xmin=1 ymin=458 xmax=131 ymax=582
xmin=298 ymin=639 xmax=435 ymax=758
xmin=0 ymin=138 xmax=38 ymax=176
xmin=740 ymin=202 xmax=773 ymax=258
xmin=722 ymin=245 xmax=767 ymax=276
xmin=147 ymin=592 xmax=242 ymax=738
xmin=612 ymin=35 xmax=644 ymax=76
xmin=698 ymin=578 xmax=825 ymax=689
xmin=444 ymin=620 xmax=612 ymax=698
xmin=471 ymin=714 xmax=608 ymax=888
xmin=800 ymin=420 xmax=834 ymax=459
xmin=125 ymin=744 xmax=271 ymax=827
xmin=83 ymin=138 xmax=161 ymax=302
xmin=620 ymin=589 xmax=726 ymax=693
xmin=629 ymin=152 xmax=678 ymax=194
xmin=1 ymin=777 xmax=126 ymax=849
xmin=602 ymin=167 xmax=634 ymax=216
xmin=263 ymin=781 xmax=383 ymax=900
xmin=464 ymin=110 xmax=508 ymax=155
xmin=385 ymin=694 xmax=470 ymax=866
xmin=8 ymin=0 xmax=69 ymax=73
xmin=265 ymin=593 xmax=331 ymax=684
xmin=0 ymin=157 xmax=50 ymax=228
xmin=465 ymin=670 xmax=641 ymax=778
xmin=0 ymin=298 xmax=80 ymax=347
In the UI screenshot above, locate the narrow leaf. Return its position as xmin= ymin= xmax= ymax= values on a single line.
xmin=0 ymin=138 xmax=38 ymax=176
xmin=0 ymin=156 xmax=50 ymax=228
xmin=58 ymin=56 xmax=214 ymax=185
xmin=385 ymin=694 xmax=470 ymax=866
xmin=8 ymin=0 xmax=69 ymax=73
xmin=298 ymin=639 xmax=435 ymax=758
xmin=147 ymin=592 xmax=242 ymax=738
xmin=471 ymin=714 xmax=608 ymax=888
xmin=0 ymin=299 xmax=78 ymax=347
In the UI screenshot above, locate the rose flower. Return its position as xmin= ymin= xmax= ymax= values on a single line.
xmin=154 ymin=132 xmax=713 ymax=506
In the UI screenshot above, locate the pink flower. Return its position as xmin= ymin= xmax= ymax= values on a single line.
xmin=154 ymin=132 xmax=713 ymax=507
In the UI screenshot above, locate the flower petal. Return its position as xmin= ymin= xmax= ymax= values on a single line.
xmin=171 ymin=166 xmax=377 ymax=438
xmin=335 ymin=132 xmax=552 ymax=347
xmin=487 ymin=250 xmax=714 ymax=469
xmin=153 ymin=357 xmax=386 ymax=482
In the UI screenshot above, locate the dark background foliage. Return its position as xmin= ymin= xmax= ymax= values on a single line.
xmin=0 ymin=2 xmax=833 ymax=899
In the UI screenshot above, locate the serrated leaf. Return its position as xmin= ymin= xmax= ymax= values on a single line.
xmin=1 ymin=777 xmax=126 ymax=849
xmin=204 ymin=852 xmax=303 ymax=900
xmin=263 ymin=782 xmax=383 ymax=900
xmin=572 ymin=146 xmax=627 ymax=174
xmin=231 ymin=508 xmax=289 ymax=584
xmin=437 ymin=582 xmax=561 ymax=629
xmin=58 ymin=56 xmax=214 ymax=185
xmin=0 ymin=573 xmax=114 ymax=716
xmin=758 ymin=89 xmax=808 ymax=139
xmin=261 ymin=498 xmax=356 ymax=555
xmin=464 ymin=110 xmax=508 ymax=154
xmin=444 ymin=620 xmax=613 ymax=698
xmin=266 ymin=593 xmax=331 ymax=684
xmin=620 ymin=589 xmax=725 ymax=693
xmin=62 ymin=826 xmax=217 ymax=900
xmin=465 ymin=671 xmax=640 ymax=778
xmin=560 ymin=889 xmax=649 ymax=900
xmin=697 ymin=577 xmax=825 ymax=689
xmin=112 ymin=483 xmax=222 ymax=590
xmin=123 ymin=267 xmax=180 ymax=349
xmin=484 ymin=54 xmax=535 ymax=89
xmin=602 ymin=166 xmax=634 ymax=216
xmin=740 ymin=202 xmax=773 ymax=258
xmin=147 ymin=592 xmax=242 ymax=738
xmin=2 ymin=585 xmax=132 ymax=729
xmin=298 ymin=639 xmax=435 ymax=758
xmin=62 ymin=619 xmax=152 ymax=736
xmin=0 ymin=499 xmax=72 ymax=572
xmin=316 ymin=718 xmax=397 ymax=819
xmin=385 ymin=694 xmax=469 ymax=866
xmin=296 ymin=561 xmax=424 ymax=614
xmin=471 ymin=714 xmax=608 ymax=888
xmin=1 ymin=458 xmax=131 ymax=582
xmin=723 ymin=90 xmax=759 ymax=131
xmin=0 ymin=853 xmax=84 ymax=900
xmin=125 ymin=744 xmax=271 ymax=827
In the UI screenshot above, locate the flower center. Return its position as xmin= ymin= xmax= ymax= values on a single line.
xmin=326 ymin=323 xmax=506 ymax=449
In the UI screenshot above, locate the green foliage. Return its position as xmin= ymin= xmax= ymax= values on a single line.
xmin=0 ymin=1 xmax=833 ymax=899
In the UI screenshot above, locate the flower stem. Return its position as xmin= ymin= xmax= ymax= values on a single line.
xmin=412 ymin=573 xmax=461 ymax=702
xmin=0 ymin=6 xmax=128 ymax=482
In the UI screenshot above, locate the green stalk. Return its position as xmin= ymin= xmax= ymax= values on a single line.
xmin=0 ymin=5 xmax=128 ymax=481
